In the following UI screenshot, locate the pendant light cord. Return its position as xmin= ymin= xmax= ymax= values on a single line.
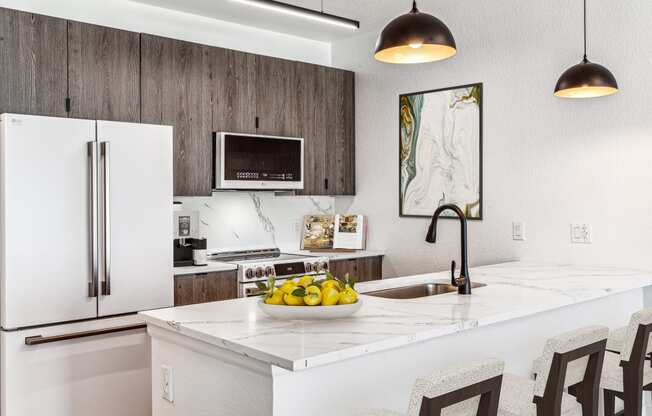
xmin=583 ymin=0 xmax=588 ymax=61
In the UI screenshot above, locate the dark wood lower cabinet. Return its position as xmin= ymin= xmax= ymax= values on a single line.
xmin=329 ymin=256 xmax=383 ymax=283
xmin=174 ymin=270 xmax=238 ymax=306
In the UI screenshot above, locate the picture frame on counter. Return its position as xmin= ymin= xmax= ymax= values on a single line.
xmin=301 ymin=215 xmax=367 ymax=250
xmin=399 ymin=83 xmax=483 ymax=220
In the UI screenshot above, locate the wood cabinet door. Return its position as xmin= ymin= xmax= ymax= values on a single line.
xmin=67 ymin=21 xmax=140 ymax=122
xmin=0 ymin=8 xmax=67 ymax=117
xmin=329 ymin=257 xmax=382 ymax=283
xmin=324 ymin=68 xmax=355 ymax=195
xmin=255 ymin=55 xmax=300 ymax=137
xmin=295 ymin=63 xmax=327 ymax=195
xmin=174 ymin=271 xmax=238 ymax=306
xmin=141 ymin=34 xmax=212 ymax=196
xmin=210 ymin=47 xmax=257 ymax=134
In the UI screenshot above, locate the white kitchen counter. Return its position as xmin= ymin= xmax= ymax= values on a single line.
xmin=142 ymin=261 xmax=652 ymax=371
xmin=173 ymin=261 xmax=237 ymax=276
xmin=283 ymin=248 xmax=385 ymax=261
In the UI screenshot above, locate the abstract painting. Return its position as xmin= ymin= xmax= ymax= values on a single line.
xmin=399 ymin=83 xmax=483 ymax=219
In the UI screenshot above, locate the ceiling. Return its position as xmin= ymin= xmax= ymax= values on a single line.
xmin=130 ymin=0 xmax=415 ymax=41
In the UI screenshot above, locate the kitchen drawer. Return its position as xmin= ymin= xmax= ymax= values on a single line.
xmin=174 ymin=270 xmax=238 ymax=306
xmin=328 ymin=256 xmax=383 ymax=283
xmin=0 ymin=315 xmax=150 ymax=416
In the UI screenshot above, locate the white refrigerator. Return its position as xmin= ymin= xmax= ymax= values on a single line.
xmin=0 ymin=114 xmax=173 ymax=416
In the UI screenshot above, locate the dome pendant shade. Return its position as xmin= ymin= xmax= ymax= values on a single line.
xmin=374 ymin=2 xmax=456 ymax=64
xmin=554 ymin=0 xmax=618 ymax=98
xmin=554 ymin=58 xmax=618 ymax=98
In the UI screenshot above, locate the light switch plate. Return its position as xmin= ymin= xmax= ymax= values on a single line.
xmin=162 ymin=365 xmax=174 ymax=403
xmin=571 ymin=223 xmax=592 ymax=244
xmin=512 ymin=222 xmax=526 ymax=241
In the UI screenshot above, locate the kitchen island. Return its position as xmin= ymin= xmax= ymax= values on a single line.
xmin=140 ymin=262 xmax=652 ymax=416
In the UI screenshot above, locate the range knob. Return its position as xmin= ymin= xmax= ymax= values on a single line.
xmin=321 ymin=261 xmax=329 ymax=271
xmin=265 ymin=266 xmax=275 ymax=276
xmin=255 ymin=267 xmax=265 ymax=278
xmin=313 ymin=262 xmax=323 ymax=272
xmin=244 ymin=268 xmax=255 ymax=279
xmin=304 ymin=262 xmax=313 ymax=273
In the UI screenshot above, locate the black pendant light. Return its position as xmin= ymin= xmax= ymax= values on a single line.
xmin=554 ymin=0 xmax=618 ymax=98
xmin=374 ymin=1 xmax=456 ymax=64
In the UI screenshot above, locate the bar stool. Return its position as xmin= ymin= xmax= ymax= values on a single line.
xmin=500 ymin=325 xmax=608 ymax=416
xmin=362 ymin=358 xmax=504 ymax=416
xmin=600 ymin=309 xmax=652 ymax=416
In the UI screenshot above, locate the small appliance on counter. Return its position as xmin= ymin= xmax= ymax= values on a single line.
xmin=173 ymin=208 xmax=202 ymax=267
xmin=192 ymin=238 xmax=208 ymax=266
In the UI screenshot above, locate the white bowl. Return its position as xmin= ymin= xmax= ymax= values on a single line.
xmin=257 ymin=298 xmax=363 ymax=320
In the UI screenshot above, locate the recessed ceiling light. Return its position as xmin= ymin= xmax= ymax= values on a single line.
xmin=229 ymin=0 xmax=359 ymax=30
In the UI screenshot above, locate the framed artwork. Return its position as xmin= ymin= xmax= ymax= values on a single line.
xmin=399 ymin=83 xmax=483 ymax=219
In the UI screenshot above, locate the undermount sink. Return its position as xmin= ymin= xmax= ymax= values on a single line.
xmin=365 ymin=282 xmax=487 ymax=299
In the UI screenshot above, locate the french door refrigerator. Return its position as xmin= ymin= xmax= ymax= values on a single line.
xmin=0 ymin=114 xmax=173 ymax=416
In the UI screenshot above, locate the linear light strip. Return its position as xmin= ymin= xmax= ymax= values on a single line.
xmin=229 ymin=0 xmax=359 ymax=30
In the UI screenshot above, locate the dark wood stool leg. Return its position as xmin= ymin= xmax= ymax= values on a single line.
xmin=622 ymin=377 xmax=643 ymax=416
xmin=604 ymin=390 xmax=616 ymax=416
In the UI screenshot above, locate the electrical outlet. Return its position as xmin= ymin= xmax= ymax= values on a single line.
xmin=293 ymin=220 xmax=302 ymax=235
xmin=162 ymin=365 xmax=174 ymax=403
xmin=571 ymin=223 xmax=592 ymax=244
xmin=512 ymin=222 xmax=526 ymax=241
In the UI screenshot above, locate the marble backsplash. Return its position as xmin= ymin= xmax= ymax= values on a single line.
xmin=174 ymin=192 xmax=337 ymax=252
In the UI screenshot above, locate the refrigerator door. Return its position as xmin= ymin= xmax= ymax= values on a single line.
xmin=1 ymin=315 xmax=151 ymax=416
xmin=96 ymin=121 xmax=173 ymax=316
xmin=0 ymin=114 xmax=98 ymax=329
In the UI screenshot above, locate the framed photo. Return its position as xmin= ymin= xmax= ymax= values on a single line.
xmin=399 ymin=83 xmax=483 ymax=219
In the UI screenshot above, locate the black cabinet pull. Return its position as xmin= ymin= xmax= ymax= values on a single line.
xmin=255 ymin=116 xmax=259 ymax=129
xmin=325 ymin=178 xmax=329 ymax=190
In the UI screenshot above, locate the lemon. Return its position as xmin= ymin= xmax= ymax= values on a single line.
xmin=297 ymin=275 xmax=314 ymax=288
xmin=321 ymin=287 xmax=340 ymax=306
xmin=303 ymin=286 xmax=322 ymax=306
xmin=279 ymin=280 xmax=297 ymax=295
xmin=338 ymin=287 xmax=358 ymax=305
xmin=265 ymin=288 xmax=285 ymax=305
xmin=283 ymin=292 xmax=305 ymax=306
xmin=321 ymin=280 xmax=341 ymax=292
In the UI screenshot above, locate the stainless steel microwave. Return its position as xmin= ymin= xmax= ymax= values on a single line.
xmin=213 ymin=132 xmax=304 ymax=190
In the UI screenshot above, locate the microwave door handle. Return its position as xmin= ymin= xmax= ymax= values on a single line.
xmin=88 ymin=142 xmax=98 ymax=298
xmin=101 ymin=141 xmax=111 ymax=296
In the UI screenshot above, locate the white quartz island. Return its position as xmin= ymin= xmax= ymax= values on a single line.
xmin=140 ymin=262 xmax=652 ymax=416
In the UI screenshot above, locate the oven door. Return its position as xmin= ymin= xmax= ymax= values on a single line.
xmin=240 ymin=278 xmax=290 ymax=298
xmin=214 ymin=132 xmax=304 ymax=190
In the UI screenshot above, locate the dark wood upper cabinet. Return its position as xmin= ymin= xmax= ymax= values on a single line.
xmin=325 ymin=68 xmax=355 ymax=195
xmin=255 ymin=55 xmax=301 ymax=137
xmin=0 ymin=8 xmax=67 ymax=117
xmin=140 ymin=34 xmax=212 ymax=196
xmin=67 ymin=21 xmax=140 ymax=122
xmin=210 ymin=47 xmax=257 ymax=134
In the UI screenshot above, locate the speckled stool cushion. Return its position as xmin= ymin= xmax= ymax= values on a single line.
xmin=360 ymin=358 xmax=504 ymax=416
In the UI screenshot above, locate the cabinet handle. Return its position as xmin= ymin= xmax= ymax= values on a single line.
xmin=101 ymin=141 xmax=111 ymax=296
xmin=88 ymin=142 xmax=98 ymax=298
xmin=24 ymin=324 xmax=146 ymax=346
xmin=324 ymin=178 xmax=329 ymax=190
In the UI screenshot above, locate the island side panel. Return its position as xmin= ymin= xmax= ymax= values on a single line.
xmin=148 ymin=326 xmax=275 ymax=416
xmin=271 ymin=288 xmax=644 ymax=416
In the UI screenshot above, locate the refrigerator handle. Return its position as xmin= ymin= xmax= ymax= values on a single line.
xmin=101 ymin=141 xmax=111 ymax=296
xmin=88 ymin=142 xmax=98 ymax=298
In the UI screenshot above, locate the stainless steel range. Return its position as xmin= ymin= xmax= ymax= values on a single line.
xmin=210 ymin=248 xmax=329 ymax=298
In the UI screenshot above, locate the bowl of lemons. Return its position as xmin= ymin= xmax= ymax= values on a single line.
xmin=257 ymin=273 xmax=362 ymax=320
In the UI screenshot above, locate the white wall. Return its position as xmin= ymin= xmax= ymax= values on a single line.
xmin=332 ymin=0 xmax=652 ymax=277
xmin=0 ymin=0 xmax=330 ymax=65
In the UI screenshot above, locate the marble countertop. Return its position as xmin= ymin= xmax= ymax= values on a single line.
xmin=141 ymin=261 xmax=652 ymax=371
xmin=283 ymin=249 xmax=385 ymax=261
xmin=173 ymin=261 xmax=238 ymax=276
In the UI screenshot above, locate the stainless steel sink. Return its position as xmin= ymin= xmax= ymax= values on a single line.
xmin=365 ymin=282 xmax=487 ymax=299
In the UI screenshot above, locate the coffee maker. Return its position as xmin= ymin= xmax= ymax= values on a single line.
xmin=173 ymin=208 xmax=201 ymax=267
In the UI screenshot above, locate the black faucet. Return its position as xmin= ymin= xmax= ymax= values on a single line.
xmin=425 ymin=204 xmax=472 ymax=295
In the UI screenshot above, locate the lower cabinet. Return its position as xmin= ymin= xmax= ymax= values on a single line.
xmin=174 ymin=270 xmax=238 ymax=306
xmin=329 ymin=256 xmax=383 ymax=283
